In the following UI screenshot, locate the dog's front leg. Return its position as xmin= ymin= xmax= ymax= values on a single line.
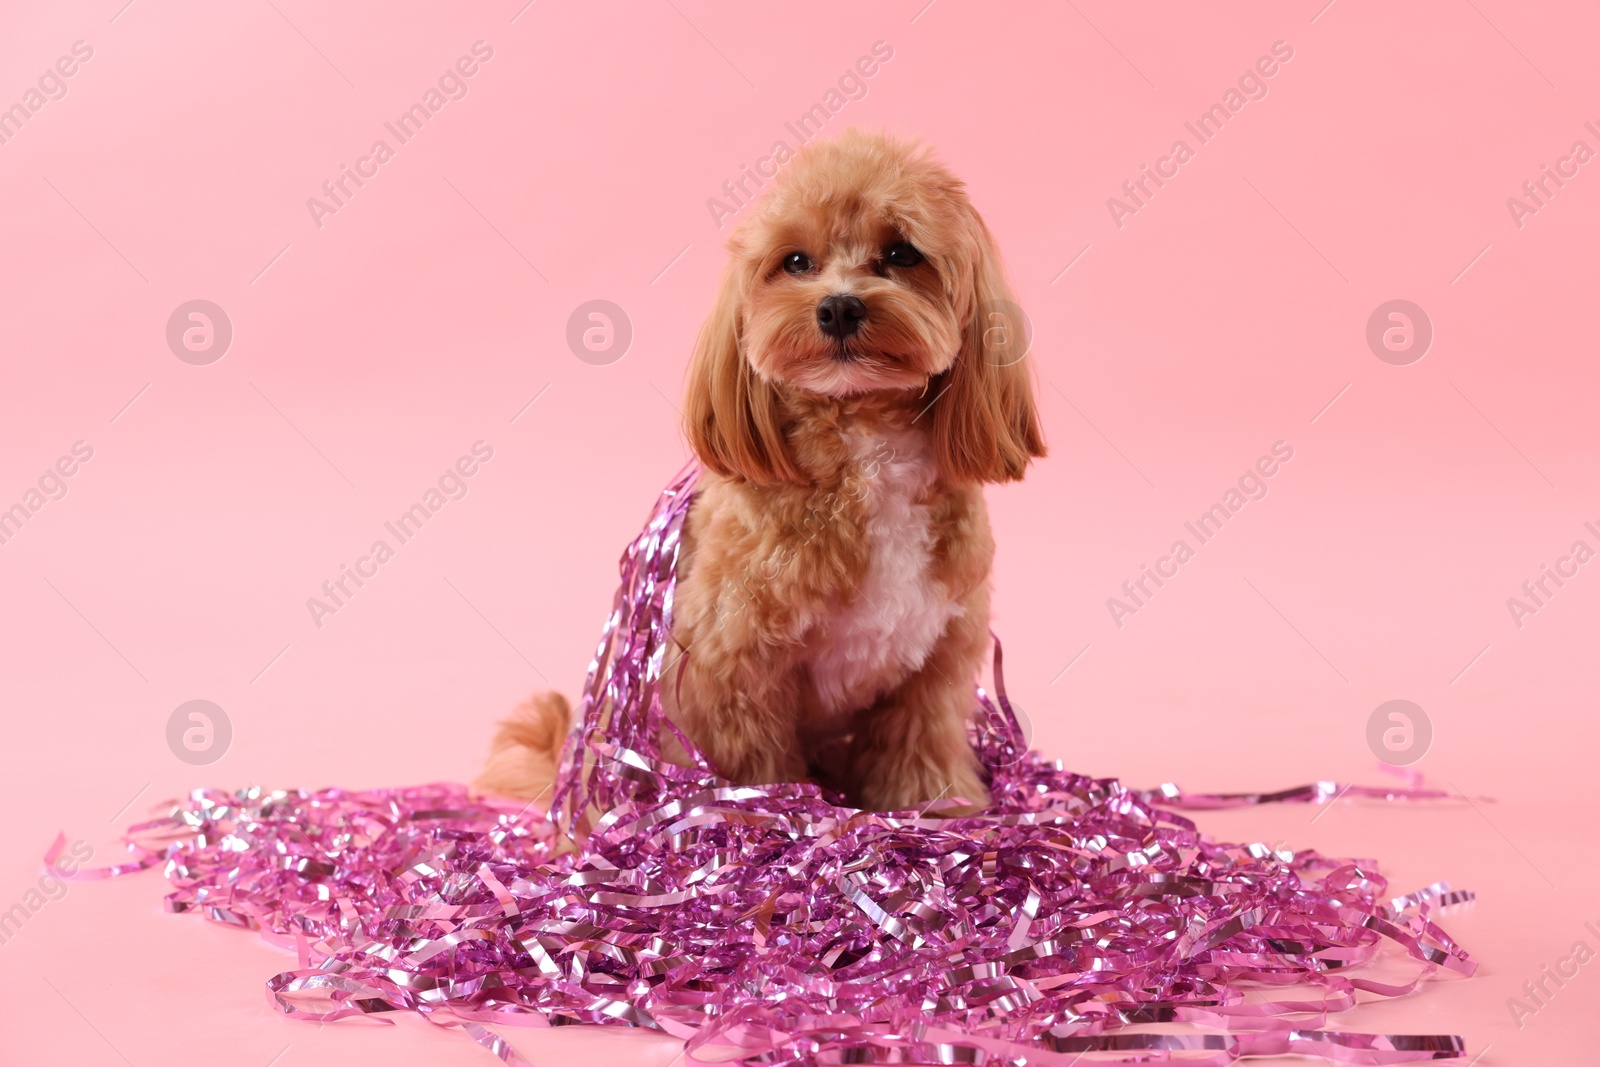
xmin=672 ymin=634 xmax=808 ymax=786
xmin=667 ymin=505 xmax=821 ymax=786
xmin=848 ymin=591 xmax=991 ymax=813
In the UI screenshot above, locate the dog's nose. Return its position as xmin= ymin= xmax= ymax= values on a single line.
xmin=816 ymin=293 xmax=867 ymax=339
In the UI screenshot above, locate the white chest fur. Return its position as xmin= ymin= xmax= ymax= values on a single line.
xmin=806 ymin=427 xmax=960 ymax=713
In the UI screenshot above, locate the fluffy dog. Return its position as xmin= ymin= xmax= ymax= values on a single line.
xmin=479 ymin=128 xmax=1043 ymax=812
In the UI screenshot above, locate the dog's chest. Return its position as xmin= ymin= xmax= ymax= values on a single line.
xmin=805 ymin=429 xmax=959 ymax=712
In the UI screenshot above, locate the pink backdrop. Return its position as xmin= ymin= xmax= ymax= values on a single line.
xmin=3 ymin=1 xmax=1597 ymax=1063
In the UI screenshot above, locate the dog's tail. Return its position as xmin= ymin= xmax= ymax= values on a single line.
xmin=473 ymin=692 xmax=572 ymax=804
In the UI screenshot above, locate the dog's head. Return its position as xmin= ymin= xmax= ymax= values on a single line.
xmin=685 ymin=128 xmax=1044 ymax=486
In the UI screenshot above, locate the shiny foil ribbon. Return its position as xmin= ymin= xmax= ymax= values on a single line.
xmin=94 ymin=465 xmax=1475 ymax=1063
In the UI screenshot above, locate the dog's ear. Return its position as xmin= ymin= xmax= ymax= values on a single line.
xmin=927 ymin=214 xmax=1046 ymax=484
xmin=684 ymin=264 xmax=805 ymax=485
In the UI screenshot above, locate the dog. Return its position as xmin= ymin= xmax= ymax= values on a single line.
xmin=478 ymin=128 xmax=1043 ymax=812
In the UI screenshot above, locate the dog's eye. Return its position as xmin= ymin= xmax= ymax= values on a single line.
xmin=884 ymin=242 xmax=923 ymax=268
xmin=782 ymin=252 xmax=813 ymax=274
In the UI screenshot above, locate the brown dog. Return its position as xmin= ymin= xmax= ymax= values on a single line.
xmin=479 ymin=128 xmax=1043 ymax=812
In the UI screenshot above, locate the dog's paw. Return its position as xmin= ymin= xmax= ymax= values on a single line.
xmin=857 ymin=762 xmax=989 ymax=815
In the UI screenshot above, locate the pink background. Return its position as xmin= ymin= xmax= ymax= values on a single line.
xmin=3 ymin=1 xmax=1597 ymax=1063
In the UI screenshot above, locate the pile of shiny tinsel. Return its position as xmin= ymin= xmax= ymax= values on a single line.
xmin=112 ymin=467 xmax=1473 ymax=1064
